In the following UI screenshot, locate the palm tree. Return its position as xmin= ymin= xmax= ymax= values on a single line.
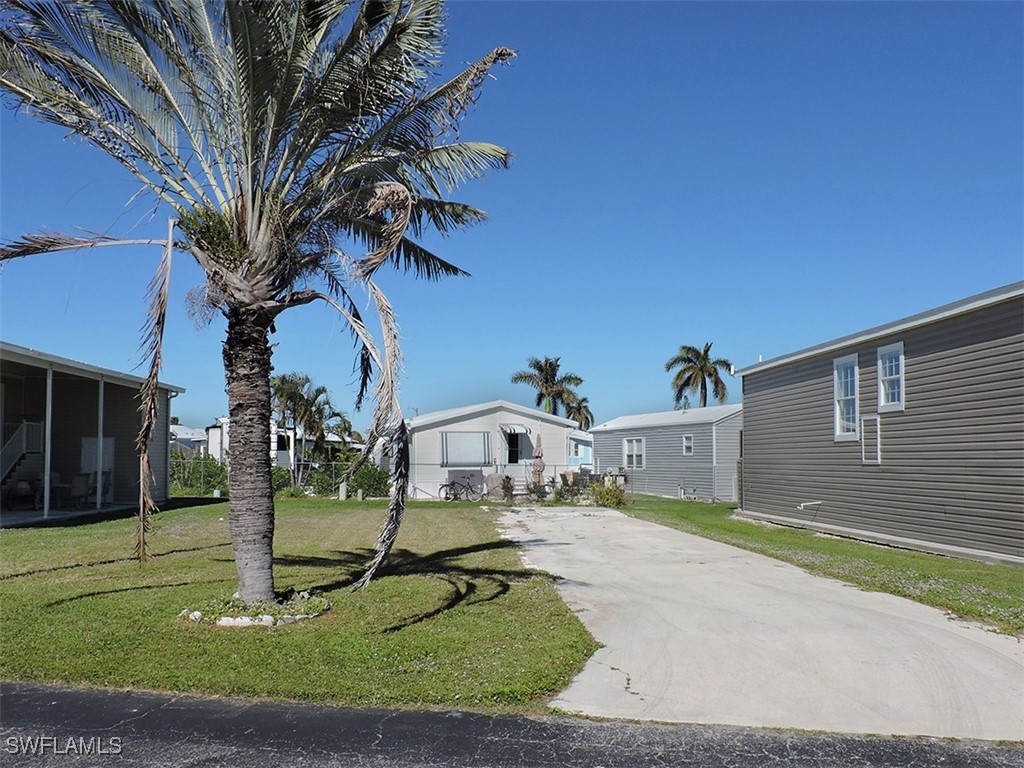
xmin=0 ymin=1 xmax=515 ymax=602
xmin=664 ymin=342 xmax=734 ymax=408
xmin=271 ymin=373 xmax=312 ymax=431
xmin=511 ymin=357 xmax=583 ymax=417
xmin=564 ymin=396 xmax=593 ymax=431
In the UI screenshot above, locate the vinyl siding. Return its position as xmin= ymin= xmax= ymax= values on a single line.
xmin=714 ymin=412 xmax=742 ymax=501
xmin=407 ymin=406 xmax=582 ymax=499
xmin=741 ymin=296 xmax=1024 ymax=558
xmin=593 ymin=415 xmax=742 ymax=500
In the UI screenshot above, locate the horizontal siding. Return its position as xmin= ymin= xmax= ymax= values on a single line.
xmin=714 ymin=413 xmax=742 ymax=501
xmin=593 ymin=417 xmax=742 ymax=500
xmin=742 ymin=296 xmax=1024 ymax=558
xmin=408 ymin=407 xmax=579 ymax=499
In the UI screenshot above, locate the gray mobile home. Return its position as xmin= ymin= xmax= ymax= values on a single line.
xmin=591 ymin=404 xmax=742 ymax=501
xmin=737 ymin=282 xmax=1023 ymax=564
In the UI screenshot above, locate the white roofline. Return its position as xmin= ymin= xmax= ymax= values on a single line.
xmin=406 ymin=399 xmax=578 ymax=430
xmin=591 ymin=404 xmax=742 ymax=432
xmin=0 ymin=341 xmax=186 ymax=393
xmin=737 ymin=281 xmax=1024 ymax=377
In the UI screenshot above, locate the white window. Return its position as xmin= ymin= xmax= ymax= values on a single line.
xmin=877 ymin=342 xmax=905 ymax=413
xmin=624 ymin=437 xmax=645 ymax=469
xmin=833 ymin=354 xmax=859 ymax=441
xmin=441 ymin=432 xmax=492 ymax=466
xmin=682 ymin=435 xmax=694 ymax=456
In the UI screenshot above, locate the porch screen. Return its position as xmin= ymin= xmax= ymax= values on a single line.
xmin=440 ymin=431 xmax=492 ymax=466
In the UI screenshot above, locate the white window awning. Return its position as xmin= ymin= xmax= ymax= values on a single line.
xmin=499 ymin=423 xmax=529 ymax=434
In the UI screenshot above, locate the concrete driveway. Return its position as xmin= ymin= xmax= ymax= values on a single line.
xmin=499 ymin=506 xmax=1024 ymax=740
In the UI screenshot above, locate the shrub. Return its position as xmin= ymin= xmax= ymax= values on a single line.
xmin=308 ymin=464 xmax=339 ymax=497
xmin=169 ymin=454 xmax=227 ymax=496
xmin=348 ymin=461 xmax=390 ymax=497
xmin=302 ymin=461 xmax=391 ymax=498
xmin=272 ymin=466 xmax=293 ymax=494
xmin=588 ymin=479 xmax=628 ymax=509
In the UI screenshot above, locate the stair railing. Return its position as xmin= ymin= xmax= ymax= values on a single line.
xmin=1 ymin=421 xmax=45 ymax=483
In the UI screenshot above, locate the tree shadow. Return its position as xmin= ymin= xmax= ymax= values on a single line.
xmin=273 ymin=540 xmax=539 ymax=633
xmin=43 ymin=578 xmax=233 ymax=608
xmin=1 ymin=543 xmax=232 ymax=581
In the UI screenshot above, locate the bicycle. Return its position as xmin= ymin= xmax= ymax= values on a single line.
xmin=437 ymin=476 xmax=482 ymax=502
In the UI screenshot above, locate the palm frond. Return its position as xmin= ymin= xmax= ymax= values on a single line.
xmin=0 ymin=231 xmax=169 ymax=261
xmin=352 ymin=419 xmax=409 ymax=590
xmin=133 ymin=219 xmax=175 ymax=563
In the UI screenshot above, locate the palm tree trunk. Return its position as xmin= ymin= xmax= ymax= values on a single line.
xmin=700 ymin=379 xmax=708 ymax=408
xmin=223 ymin=309 xmax=277 ymax=604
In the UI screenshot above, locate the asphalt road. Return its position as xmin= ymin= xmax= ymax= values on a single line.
xmin=2 ymin=683 xmax=1022 ymax=767
xmin=499 ymin=506 xmax=1024 ymax=740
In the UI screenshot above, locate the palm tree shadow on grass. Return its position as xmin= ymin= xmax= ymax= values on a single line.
xmin=44 ymin=578 xmax=234 ymax=608
xmin=273 ymin=540 xmax=541 ymax=633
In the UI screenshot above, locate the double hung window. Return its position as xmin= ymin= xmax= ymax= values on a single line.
xmin=877 ymin=342 xmax=905 ymax=412
xmin=624 ymin=438 xmax=644 ymax=469
xmin=833 ymin=354 xmax=859 ymax=441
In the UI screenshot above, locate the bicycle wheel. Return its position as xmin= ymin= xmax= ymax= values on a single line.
xmin=465 ymin=485 xmax=482 ymax=502
xmin=438 ymin=483 xmax=454 ymax=501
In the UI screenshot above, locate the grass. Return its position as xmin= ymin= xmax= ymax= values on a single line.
xmin=0 ymin=498 xmax=598 ymax=711
xmin=622 ymin=494 xmax=1024 ymax=636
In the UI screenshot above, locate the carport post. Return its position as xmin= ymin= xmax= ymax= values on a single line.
xmin=42 ymin=365 xmax=53 ymax=518
xmin=96 ymin=378 xmax=104 ymax=510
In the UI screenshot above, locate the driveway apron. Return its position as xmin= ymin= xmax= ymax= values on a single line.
xmin=499 ymin=506 xmax=1024 ymax=740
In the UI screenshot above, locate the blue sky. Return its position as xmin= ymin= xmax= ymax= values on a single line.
xmin=1 ymin=1 xmax=1021 ymax=432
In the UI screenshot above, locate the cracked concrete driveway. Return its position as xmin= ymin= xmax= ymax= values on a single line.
xmin=499 ymin=506 xmax=1024 ymax=741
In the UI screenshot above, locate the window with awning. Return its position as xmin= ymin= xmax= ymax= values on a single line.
xmin=499 ymin=423 xmax=528 ymax=434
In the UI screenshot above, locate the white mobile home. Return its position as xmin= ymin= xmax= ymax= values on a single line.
xmin=405 ymin=400 xmax=592 ymax=499
xmin=591 ymin=404 xmax=743 ymax=501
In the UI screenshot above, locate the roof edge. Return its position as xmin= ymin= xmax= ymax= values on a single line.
xmin=406 ymin=399 xmax=578 ymax=430
xmin=590 ymin=404 xmax=743 ymax=431
xmin=0 ymin=341 xmax=186 ymax=393
xmin=737 ymin=281 xmax=1024 ymax=377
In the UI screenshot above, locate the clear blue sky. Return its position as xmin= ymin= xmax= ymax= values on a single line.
xmin=1 ymin=1 xmax=1021 ymax=432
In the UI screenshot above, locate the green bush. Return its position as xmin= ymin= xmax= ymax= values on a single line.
xmin=588 ymin=479 xmax=628 ymax=509
xmin=348 ymin=462 xmax=390 ymax=497
xmin=169 ymin=454 xmax=228 ymax=497
xmin=272 ymin=466 xmax=293 ymax=494
xmin=303 ymin=461 xmax=391 ymax=498
xmin=309 ymin=464 xmax=339 ymax=497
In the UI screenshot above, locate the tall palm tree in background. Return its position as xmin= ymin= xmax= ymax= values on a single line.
xmin=664 ymin=342 xmax=734 ymax=408
xmin=0 ymin=0 xmax=515 ymax=602
xmin=511 ymin=357 xmax=583 ymax=417
xmin=564 ymin=396 xmax=593 ymax=431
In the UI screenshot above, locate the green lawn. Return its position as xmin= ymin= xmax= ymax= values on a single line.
xmin=0 ymin=499 xmax=598 ymax=711
xmin=623 ymin=495 xmax=1024 ymax=636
